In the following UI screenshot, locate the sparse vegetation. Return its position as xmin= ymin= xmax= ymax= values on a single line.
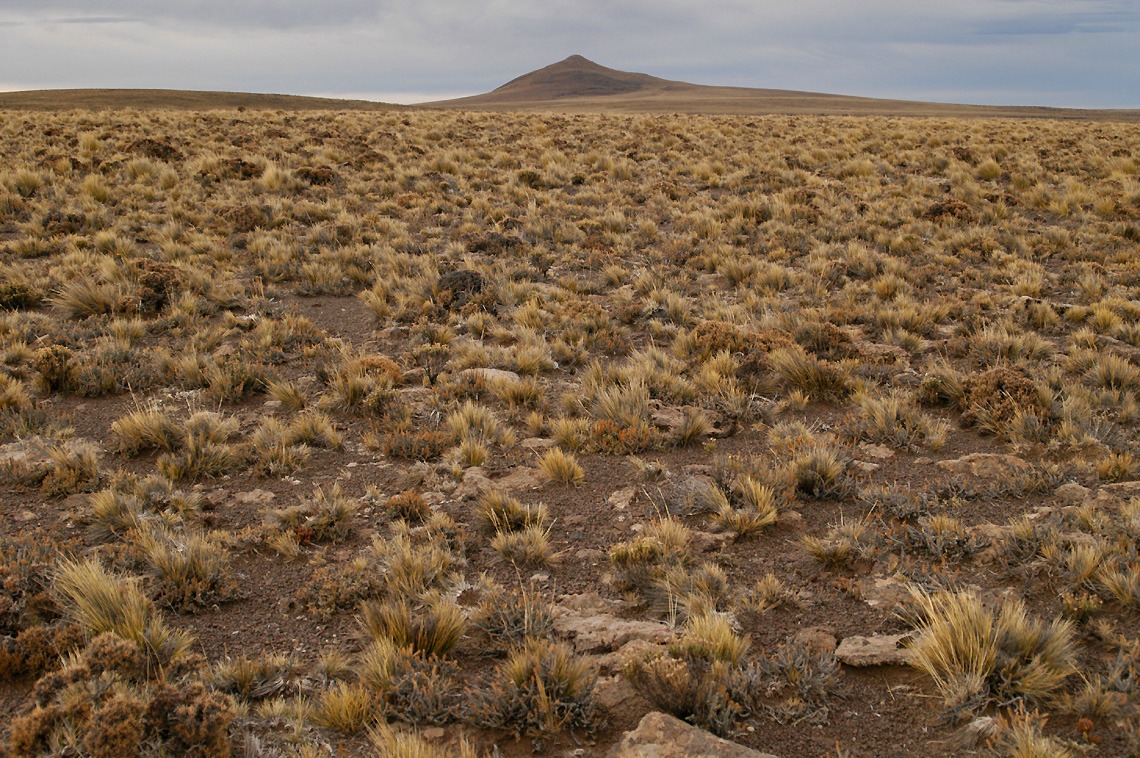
xmin=1 ymin=103 xmax=1138 ymax=756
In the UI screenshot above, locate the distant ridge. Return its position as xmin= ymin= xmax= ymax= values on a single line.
xmin=1 ymin=59 xmax=1135 ymax=121
xmin=429 ymin=55 xmax=1140 ymax=121
xmin=0 ymin=88 xmax=399 ymax=111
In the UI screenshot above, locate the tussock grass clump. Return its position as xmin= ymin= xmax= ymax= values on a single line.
xmin=312 ymin=681 xmax=377 ymax=733
xmin=53 ymin=558 xmax=194 ymax=673
xmin=906 ymin=589 xmax=1077 ymax=721
xmin=156 ymin=411 xmax=242 ymax=482
xmin=265 ymin=484 xmax=358 ymax=544
xmin=787 ymin=444 xmax=850 ymax=499
xmin=768 ymin=345 xmax=853 ymax=400
xmin=469 ymin=579 xmax=555 ymax=654
xmin=358 ymin=636 xmax=460 ymax=725
xmin=469 ymin=639 xmax=601 ymax=745
xmin=538 ymin=447 xmax=585 ymax=485
xmin=111 ymin=406 xmax=182 ymax=455
xmin=135 ymin=527 xmax=239 ymax=613
xmin=610 ymin=517 xmax=692 ymax=599
xmin=385 ymin=490 xmax=431 ymax=523
xmin=368 ymin=723 xmax=478 ymax=757
xmin=370 ymin=528 xmax=465 ymax=601
xmin=479 ymin=489 xmax=549 ymax=533
xmin=846 ymin=391 xmax=949 ymax=451
xmin=359 ymin=595 xmax=467 ymax=657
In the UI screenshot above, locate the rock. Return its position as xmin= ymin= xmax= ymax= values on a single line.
xmin=1100 ymin=481 xmax=1140 ymax=499
xmin=777 ymin=509 xmax=806 ymax=530
xmin=681 ymin=464 xmax=714 ymax=477
xmin=459 ymin=367 xmax=521 ymax=385
xmin=793 ymin=626 xmax=837 ymax=657
xmin=61 ymin=493 xmax=90 ymax=513
xmin=493 ymin=466 xmax=544 ymax=492
xmin=608 ymin=486 xmax=637 ymax=510
xmin=419 ymin=726 xmax=446 ymax=741
xmin=553 ymin=613 xmax=672 ymax=654
xmin=691 ymin=530 xmax=734 ymax=553
xmin=651 ymin=406 xmax=687 ymax=432
xmin=852 ymin=461 xmax=880 ymax=474
xmin=609 ymin=711 xmax=778 ymax=758
xmin=1055 ymin=482 xmax=1090 ymax=504
xmin=559 ymin=592 xmax=626 ymax=615
xmin=935 ymin=453 xmax=1031 ymax=480
xmin=835 ymin=633 xmax=913 ymax=667
xmin=594 ymin=675 xmax=644 ymax=711
xmin=575 ymin=548 xmax=606 ymax=562
xmin=596 ymin=638 xmax=666 ymax=675
xmin=234 ymin=489 xmax=276 ymax=505
xmin=519 ymin=437 xmax=557 ymax=452
xmin=858 ymin=442 xmax=895 ymax=460
xmin=859 ymin=576 xmax=909 ymax=609
xmin=453 ymin=467 xmax=491 ymax=501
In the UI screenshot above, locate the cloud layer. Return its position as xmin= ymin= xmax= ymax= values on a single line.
xmin=2 ymin=0 xmax=1136 ymax=107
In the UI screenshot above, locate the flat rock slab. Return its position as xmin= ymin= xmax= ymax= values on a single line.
xmin=609 ymin=711 xmax=778 ymax=758
xmin=935 ymin=453 xmax=1030 ymax=479
xmin=553 ymin=612 xmax=672 ymax=654
xmin=835 ymin=633 xmax=913 ymax=667
xmin=1100 ymin=481 xmax=1140 ymax=499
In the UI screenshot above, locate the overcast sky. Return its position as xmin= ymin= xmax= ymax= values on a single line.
xmin=1 ymin=1 xmax=1136 ymax=108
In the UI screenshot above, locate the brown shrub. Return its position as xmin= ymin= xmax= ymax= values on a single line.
xmin=962 ymin=367 xmax=1051 ymax=428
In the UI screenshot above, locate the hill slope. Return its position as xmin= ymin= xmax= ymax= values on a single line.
xmin=0 ymin=88 xmax=400 ymax=111
xmin=430 ymin=55 xmax=1139 ymax=121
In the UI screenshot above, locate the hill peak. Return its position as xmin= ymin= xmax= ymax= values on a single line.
xmin=488 ymin=55 xmax=666 ymax=100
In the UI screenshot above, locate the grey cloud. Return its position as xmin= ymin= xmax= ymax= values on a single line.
xmin=0 ymin=0 xmax=1134 ymax=107
xmin=0 ymin=0 xmax=383 ymax=29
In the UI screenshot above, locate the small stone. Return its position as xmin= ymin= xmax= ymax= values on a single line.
xmin=1055 ymin=482 xmax=1090 ymax=504
xmin=835 ymin=633 xmax=913 ymax=667
xmin=419 ymin=727 xmax=445 ymax=741
xmin=852 ymin=460 xmax=880 ymax=473
xmin=520 ymin=437 xmax=557 ymax=451
xmin=858 ymin=442 xmax=896 ymax=460
xmin=794 ymin=626 xmax=838 ymax=657
xmin=234 ymin=489 xmax=276 ymax=505
xmin=263 ymin=399 xmax=282 ymax=409
xmin=575 ymin=548 xmax=605 ymax=562
xmin=608 ymin=486 xmax=637 ymax=510
xmin=691 ymin=530 xmax=733 ymax=553
xmin=778 ymin=509 xmax=806 ymax=529
xmin=17 ymin=510 xmax=36 ymax=522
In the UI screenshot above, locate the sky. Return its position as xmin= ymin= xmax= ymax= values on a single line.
xmin=0 ymin=1 xmax=1137 ymax=108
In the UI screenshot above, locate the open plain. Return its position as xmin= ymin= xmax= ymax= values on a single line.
xmin=1 ymin=76 xmax=1139 ymax=757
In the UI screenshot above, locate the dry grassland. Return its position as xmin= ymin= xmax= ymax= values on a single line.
xmin=0 ymin=107 xmax=1138 ymax=756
